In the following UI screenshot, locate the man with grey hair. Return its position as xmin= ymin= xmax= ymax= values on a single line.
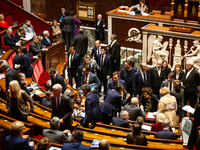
xmin=3 ymin=27 xmax=21 ymax=49
xmin=112 ymin=110 xmax=131 ymax=128
xmin=64 ymin=89 xmax=72 ymax=102
xmin=43 ymin=117 xmax=71 ymax=144
xmin=155 ymin=119 xmax=177 ymax=140
xmin=42 ymin=30 xmax=56 ymax=47
xmin=82 ymin=84 xmax=99 ymax=128
xmin=1 ymin=60 xmax=21 ymax=91
xmin=183 ymin=60 xmax=200 ymax=108
xmin=109 ymin=33 xmax=121 ymax=73
xmin=51 ymin=84 xmax=73 ymax=130
xmin=123 ymin=97 xmax=145 ymax=121
xmin=99 ymin=139 xmax=110 ymax=150
xmin=95 ymin=14 xmax=105 ymax=42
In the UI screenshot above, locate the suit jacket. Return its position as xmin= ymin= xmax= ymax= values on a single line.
xmin=3 ymin=33 xmax=19 ymax=49
xmin=6 ymin=90 xmax=34 ymax=119
xmin=72 ymin=34 xmax=88 ymax=56
xmin=155 ymin=129 xmax=177 ymax=140
xmin=151 ymin=122 xmax=173 ymax=132
xmin=5 ymin=134 xmax=35 ymax=150
xmin=120 ymin=67 xmax=136 ymax=89
xmin=42 ymin=36 xmax=54 ymax=47
xmin=96 ymin=54 xmax=111 ymax=77
xmin=76 ymin=64 xmax=92 ymax=88
xmin=20 ymin=53 xmax=33 ymax=77
xmin=183 ymin=69 xmax=199 ymax=94
xmin=42 ymin=97 xmax=52 ymax=109
xmin=58 ymin=12 xmax=66 ymax=29
xmin=123 ymin=105 xmax=145 ymax=121
xmin=112 ymin=117 xmax=131 ymax=128
xmin=28 ymin=41 xmax=40 ymax=56
xmin=6 ymin=68 xmax=21 ymax=91
xmin=13 ymin=54 xmax=22 ymax=69
xmin=82 ymin=92 xmax=99 ymax=127
xmin=51 ymin=94 xmax=73 ymax=129
xmin=67 ymin=52 xmax=80 ymax=77
xmin=149 ymin=67 xmax=166 ymax=88
xmin=173 ymin=71 xmax=184 ymax=82
xmin=91 ymin=46 xmax=105 ymax=61
xmin=139 ymin=94 xmax=159 ymax=112
xmin=63 ymin=15 xmax=75 ymax=33
xmin=160 ymin=80 xmax=175 ymax=97
xmin=43 ymin=128 xmax=70 ymax=144
xmin=22 ymin=24 xmax=36 ymax=35
xmin=80 ymin=72 xmax=101 ymax=90
xmin=132 ymin=70 xmax=148 ymax=96
xmin=95 ymin=19 xmax=105 ymax=33
xmin=62 ymin=142 xmax=91 ymax=150
xmin=109 ymin=40 xmax=120 ymax=64
xmin=108 ymin=79 xmax=126 ymax=90
xmin=190 ymin=104 xmax=200 ymax=125
xmin=51 ymin=73 xmax=66 ymax=94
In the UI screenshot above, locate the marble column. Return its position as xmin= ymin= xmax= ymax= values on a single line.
xmin=142 ymin=32 xmax=148 ymax=63
xmin=108 ymin=16 xmax=112 ymax=44
xmin=23 ymin=0 xmax=31 ymax=12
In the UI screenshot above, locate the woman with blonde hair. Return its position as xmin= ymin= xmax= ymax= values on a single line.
xmin=51 ymin=20 xmax=62 ymax=43
xmin=157 ymin=87 xmax=178 ymax=125
xmin=0 ymin=14 xmax=9 ymax=30
xmin=73 ymin=93 xmax=85 ymax=110
xmin=15 ymin=26 xmax=26 ymax=40
xmin=6 ymin=80 xmax=34 ymax=122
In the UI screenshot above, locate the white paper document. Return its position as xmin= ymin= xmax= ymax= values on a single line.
xmin=142 ymin=124 xmax=151 ymax=131
xmin=49 ymin=146 xmax=61 ymax=150
xmin=146 ymin=111 xmax=157 ymax=119
xmin=119 ymin=6 xmax=129 ymax=8
xmin=182 ymin=105 xmax=195 ymax=114
xmin=34 ymin=90 xmax=43 ymax=95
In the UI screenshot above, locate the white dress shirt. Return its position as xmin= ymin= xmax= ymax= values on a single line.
xmin=110 ymin=40 xmax=116 ymax=47
xmin=186 ymin=68 xmax=193 ymax=79
xmin=68 ymin=54 xmax=74 ymax=69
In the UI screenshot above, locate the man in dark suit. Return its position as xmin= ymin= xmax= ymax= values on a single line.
xmin=58 ymin=7 xmax=66 ymax=41
xmin=51 ymin=84 xmax=73 ymax=130
xmin=123 ymin=97 xmax=145 ymax=121
xmin=82 ymin=84 xmax=100 ymax=128
xmin=48 ymin=68 xmax=66 ymax=94
xmin=42 ymin=91 xmax=52 ymax=109
xmin=19 ymin=46 xmax=33 ymax=77
xmin=155 ymin=119 xmax=177 ymax=140
xmin=80 ymin=66 xmax=101 ymax=92
xmin=67 ymin=46 xmax=79 ymax=87
xmin=112 ymin=110 xmax=131 ymax=128
xmin=133 ymin=62 xmax=148 ymax=98
xmin=3 ymin=28 xmax=21 ymax=49
xmin=91 ymin=40 xmax=101 ymax=61
xmin=95 ymin=14 xmax=105 ymax=42
xmin=63 ymin=10 xmax=75 ymax=49
xmin=109 ymin=34 xmax=121 ymax=73
xmin=76 ymin=57 xmax=92 ymax=88
xmin=1 ymin=61 xmax=21 ymax=91
xmin=42 ymin=30 xmax=56 ymax=47
xmin=149 ymin=59 xmax=166 ymax=98
xmin=5 ymin=121 xmax=35 ymax=150
xmin=120 ymin=60 xmax=136 ymax=96
xmin=13 ymin=48 xmax=22 ymax=70
xmin=96 ymin=47 xmax=111 ymax=94
xmin=72 ymin=29 xmax=88 ymax=64
xmin=183 ymin=60 xmax=200 ymax=108
xmin=108 ymin=71 xmax=126 ymax=90
xmin=43 ymin=117 xmax=71 ymax=144
xmin=62 ymin=130 xmax=91 ymax=150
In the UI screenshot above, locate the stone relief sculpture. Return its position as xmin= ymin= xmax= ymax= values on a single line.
xmin=172 ymin=39 xmax=182 ymax=69
xmin=147 ymin=35 xmax=169 ymax=66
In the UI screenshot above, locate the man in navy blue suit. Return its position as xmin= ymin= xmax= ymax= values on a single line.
xmin=62 ymin=130 xmax=91 ymax=150
xmin=5 ymin=121 xmax=35 ymax=150
xmin=13 ymin=48 xmax=22 ymax=70
xmin=112 ymin=110 xmax=131 ymax=128
xmin=80 ymin=66 xmax=101 ymax=92
xmin=67 ymin=46 xmax=79 ymax=87
xmin=120 ymin=60 xmax=136 ymax=96
xmin=132 ymin=62 xmax=148 ymax=98
xmin=76 ymin=57 xmax=92 ymax=88
xmin=96 ymin=47 xmax=111 ymax=94
xmin=19 ymin=46 xmax=33 ymax=77
xmin=42 ymin=30 xmax=56 ymax=47
xmin=82 ymin=84 xmax=99 ymax=128
xmin=155 ymin=119 xmax=177 ymax=140
xmin=48 ymin=68 xmax=66 ymax=94
xmin=3 ymin=28 xmax=22 ymax=49
xmin=91 ymin=40 xmax=101 ymax=61
xmin=108 ymin=71 xmax=126 ymax=90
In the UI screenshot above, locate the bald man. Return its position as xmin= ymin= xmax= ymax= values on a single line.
xmin=99 ymin=139 xmax=109 ymax=150
xmin=148 ymin=59 xmax=166 ymax=98
xmin=95 ymin=14 xmax=105 ymax=42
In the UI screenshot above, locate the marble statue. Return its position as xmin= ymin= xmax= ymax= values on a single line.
xmin=172 ymin=39 xmax=182 ymax=69
xmin=147 ymin=35 xmax=169 ymax=66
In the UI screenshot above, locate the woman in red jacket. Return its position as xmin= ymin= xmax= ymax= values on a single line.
xmin=0 ymin=14 xmax=9 ymax=30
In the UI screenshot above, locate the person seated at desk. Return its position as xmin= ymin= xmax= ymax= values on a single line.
xmin=126 ymin=123 xmax=148 ymax=146
xmin=22 ymin=19 xmax=36 ymax=37
xmin=42 ymin=91 xmax=53 ymax=109
xmin=155 ymin=119 xmax=177 ymax=140
xmin=0 ymin=14 xmax=9 ymax=30
xmin=45 ymin=80 xmax=52 ymax=91
xmin=42 ymin=30 xmax=56 ymax=47
xmin=37 ymin=137 xmax=51 ymax=150
xmin=3 ymin=28 xmax=22 ymax=49
xmin=112 ymin=110 xmax=131 ymax=128
xmin=15 ymin=27 xmax=26 ymax=41
xmin=73 ymin=93 xmax=85 ymax=110
xmin=99 ymin=139 xmax=110 ymax=150
xmin=21 ymin=80 xmax=33 ymax=96
xmin=128 ymin=0 xmax=147 ymax=14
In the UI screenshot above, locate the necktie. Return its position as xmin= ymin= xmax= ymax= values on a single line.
xmin=101 ymin=55 xmax=103 ymax=70
xmin=170 ymin=82 xmax=172 ymax=91
xmin=85 ymin=75 xmax=88 ymax=84
xmin=97 ymin=48 xmax=99 ymax=55
xmin=37 ymin=43 xmax=39 ymax=50
xmin=56 ymin=98 xmax=60 ymax=110
xmin=143 ymin=73 xmax=146 ymax=86
xmin=47 ymin=37 xmax=50 ymax=43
